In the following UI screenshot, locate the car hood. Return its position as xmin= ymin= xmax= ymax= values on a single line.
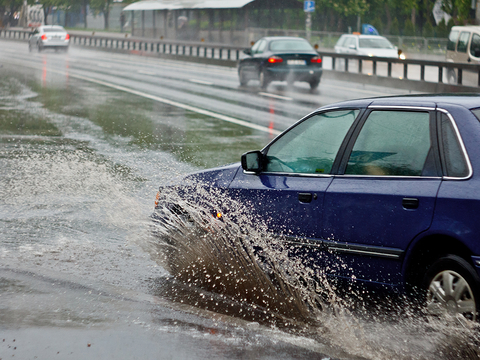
xmin=358 ymin=48 xmax=398 ymax=58
xmin=182 ymin=163 xmax=241 ymax=188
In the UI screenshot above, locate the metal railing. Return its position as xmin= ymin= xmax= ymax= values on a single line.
xmin=69 ymin=33 xmax=243 ymax=62
xmin=2 ymin=28 xmax=479 ymax=91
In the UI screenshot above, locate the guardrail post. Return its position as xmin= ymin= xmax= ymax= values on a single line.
xmin=345 ymin=58 xmax=349 ymax=72
xmin=403 ymin=63 xmax=408 ymax=79
xmin=373 ymin=61 xmax=377 ymax=75
xmin=458 ymin=69 xmax=463 ymax=85
xmin=438 ymin=67 xmax=443 ymax=83
xmin=219 ymin=48 xmax=223 ymax=59
xmin=420 ymin=65 xmax=425 ymax=81
xmin=332 ymin=57 xmax=336 ymax=70
xmin=204 ymin=47 xmax=207 ymax=57
xmin=388 ymin=62 xmax=392 ymax=77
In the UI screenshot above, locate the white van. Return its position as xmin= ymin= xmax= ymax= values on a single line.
xmin=446 ymin=26 xmax=480 ymax=83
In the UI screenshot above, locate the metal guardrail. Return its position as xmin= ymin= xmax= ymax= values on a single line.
xmin=2 ymin=28 xmax=479 ymax=91
xmin=70 ymin=34 xmax=243 ymax=62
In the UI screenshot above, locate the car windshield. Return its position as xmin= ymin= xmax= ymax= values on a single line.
xmin=269 ymin=40 xmax=313 ymax=52
xmin=359 ymin=38 xmax=394 ymax=49
xmin=43 ymin=27 xmax=65 ymax=33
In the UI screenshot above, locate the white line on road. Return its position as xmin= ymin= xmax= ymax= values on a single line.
xmin=97 ymin=63 xmax=112 ymax=68
xmin=69 ymin=73 xmax=281 ymax=135
xmin=189 ymin=79 xmax=214 ymax=85
xmin=258 ymin=92 xmax=293 ymax=101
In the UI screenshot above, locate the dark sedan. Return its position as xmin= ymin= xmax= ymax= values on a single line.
xmin=238 ymin=37 xmax=323 ymax=90
xmin=153 ymin=94 xmax=480 ymax=322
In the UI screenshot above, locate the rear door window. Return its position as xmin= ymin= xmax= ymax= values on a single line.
xmin=345 ymin=110 xmax=434 ymax=176
xmin=457 ymin=31 xmax=471 ymax=53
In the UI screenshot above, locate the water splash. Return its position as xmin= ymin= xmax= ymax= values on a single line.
xmin=148 ymin=181 xmax=480 ymax=360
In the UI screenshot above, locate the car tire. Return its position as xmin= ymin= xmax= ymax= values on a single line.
xmin=424 ymin=254 xmax=480 ymax=321
xmin=309 ymin=78 xmax=320 ymax=90
xmin=239 ymin=68 xmax=248 ymax=86
xmin=259 ymin=69 xmax=270 ymax=90
xmin=447 ymin=69 xmax=457 ymax=85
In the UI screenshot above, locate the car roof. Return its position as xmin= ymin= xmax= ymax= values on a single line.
xmin=261 ymin=36 xmax=309 ymax=42
xmin=451 ymin=25 xmax=480 ymax=31
xmin=317 ymin=94 xmax=480 ymax=111
xmin=39 ymin=25 xmax=65 ymax=30
xmin=340 ymin=34 xmax=388 ymax=39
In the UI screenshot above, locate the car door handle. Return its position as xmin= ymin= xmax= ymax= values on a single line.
xmin=402 ymin=198 xmax=419 ymax=209
xmin=298 ymin=193 xmax=317 ymax=203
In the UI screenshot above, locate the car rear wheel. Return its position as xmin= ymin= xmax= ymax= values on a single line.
xmin=424 ymin=255 xmax=479 ymax=321
xmin=309 ymin=78 xmax=320 ymax=90
xmin=259 ymin=70 xmax=270 ymax=90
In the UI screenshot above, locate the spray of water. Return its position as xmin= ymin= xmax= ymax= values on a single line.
xmin=148 ymin=180 xmax=480 ymax=360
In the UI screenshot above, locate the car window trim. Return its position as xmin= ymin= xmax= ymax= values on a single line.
xmin=437 ymin=108 xmax=473 ymax=180
xmin=336 ymin=106 xmax=442 ymax=179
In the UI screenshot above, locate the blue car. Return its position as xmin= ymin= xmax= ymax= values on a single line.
xmin=153 ymin=95 xmax=480 ymax=321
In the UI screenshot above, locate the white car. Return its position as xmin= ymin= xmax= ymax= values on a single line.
xmin=334 ymin=34 xmax=404 ymax=59
xmin=29 ymin=25 xmax=70 ymax=53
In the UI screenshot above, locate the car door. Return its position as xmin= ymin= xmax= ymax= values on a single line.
xmin=457 ymin=31 xmax=472 ymax=63
xmin=229 ymin=109 xmax=361 ymax=259
xmin=322 ymin=105 xmax=443 ymax=286
xmin=241 ymin=39 xmax=267 ymax=78
xmin=469 ymin=32 xmax=480 ymax=63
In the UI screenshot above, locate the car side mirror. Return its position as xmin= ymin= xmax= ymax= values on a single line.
xmin=349 ymin=44 xmax=356 ymax=50
xmin=241 ymin=151 xmax=263 ymax=173
xmin=474 ymin=49 xmax=480 ymax=58
xmin=243 ymin=48 xmax=252 ymax=55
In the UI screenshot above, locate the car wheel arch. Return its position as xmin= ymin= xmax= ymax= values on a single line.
xmin=403 ymin=234 xmax=474 ymax=293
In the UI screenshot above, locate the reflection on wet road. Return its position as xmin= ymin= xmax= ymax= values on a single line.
xmin=1 ymin=40 xmax=478 ymax=359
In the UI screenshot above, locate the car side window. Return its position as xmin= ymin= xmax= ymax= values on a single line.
xmin=457 ymin=31 xmax=471 ymax=53
xmin=264 ymin=110 xmax=359 ymax=174
xmin=345 ymin=111 xmax=433 ymax=176
xmin=470 ymin=33 xmax=480 ymax=58
xmin=439 ymin=113 xmax=469 ymax=178
xmin=447 ymin=30 xmax=459 ymax=51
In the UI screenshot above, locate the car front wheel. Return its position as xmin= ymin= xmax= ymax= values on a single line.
xmin=424 ymin=254 xmax=480 ymax=321
xmin=239 ymin=68 xmax=248 ymax=86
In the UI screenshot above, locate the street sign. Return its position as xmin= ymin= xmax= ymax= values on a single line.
xmin=304 ymin=1 xmax=315 ymax=12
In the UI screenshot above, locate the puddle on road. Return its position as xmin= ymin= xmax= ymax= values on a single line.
xmin=1 ymin=65 xmax=480 ymax=360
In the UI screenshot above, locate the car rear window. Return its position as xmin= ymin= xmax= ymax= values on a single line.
xmin=269 ymin=40 xmax=314 ymax=52
xmin=471 ymin=108 xmax=480 ymax=120
xmin=44 ymin=27 xmax=65 ymax=33
xmin=358 ymin=38 xmax=394 ymax=49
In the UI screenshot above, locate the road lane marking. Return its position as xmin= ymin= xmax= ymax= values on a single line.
xmin=258 ymin=92 xmax=293 ymax=101
xmin=189 ymin=79 xmax=214 ymax=85
xmin=97 ymin=63 xmax=112 ymax=68
xmin=137 ymin=70 xmax=156 ymax=75
xmin=69 ymin=73 xmax=281 ymax=135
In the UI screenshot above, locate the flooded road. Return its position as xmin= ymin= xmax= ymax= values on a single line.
xmin=1 ymin=40 xmax=479 ymax=359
